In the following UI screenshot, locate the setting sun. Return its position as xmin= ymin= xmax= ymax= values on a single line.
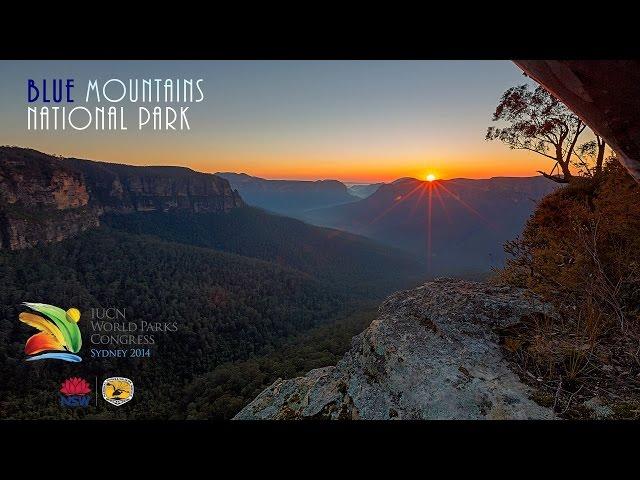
xmin=426 ymin=173 xmax=436 ymax=182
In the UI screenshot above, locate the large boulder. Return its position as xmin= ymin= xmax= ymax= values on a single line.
xmin=234 ymin=279 xmax=555 ymax=420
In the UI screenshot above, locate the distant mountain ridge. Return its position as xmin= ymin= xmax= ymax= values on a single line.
xmin=302 ymin=175 xmax=559 ymax=276
xmin=217 ymin=172 xmax=357 ymax=215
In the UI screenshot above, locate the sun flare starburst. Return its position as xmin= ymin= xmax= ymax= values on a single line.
xmin=365 ymin=173 xmax=499 ymax=275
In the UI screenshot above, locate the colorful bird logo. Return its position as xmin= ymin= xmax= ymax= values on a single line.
xmin=19 ymin=302 xmax=83 ymax=362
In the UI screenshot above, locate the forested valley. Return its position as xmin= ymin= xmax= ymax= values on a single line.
xmin=0 ymin=208 xmax=423 ymax=418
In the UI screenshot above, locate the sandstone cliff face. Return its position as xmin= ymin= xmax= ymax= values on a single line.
xmin=63 ymin=158 xmax=244 ymax=214
xmin=0 ymin=148 xmax=99 ymax=250
xmin=234 ymin=279 xmax=556 ymax=420
xmin=0 ymin=147 xmax=244 ymax=250
xmin=0 ymin=149 xmax=90 ymax=209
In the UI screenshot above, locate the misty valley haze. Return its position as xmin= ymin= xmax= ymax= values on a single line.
xmin=217 ymin=172 xmax=359 ymax=215
xmin=303 ymin=176 xmax=558 ymax=276
xmin=219 ymin=170 xmax=558 ymax=277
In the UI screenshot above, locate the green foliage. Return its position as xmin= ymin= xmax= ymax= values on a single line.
xmin=103 ymin=207 xmax=425 ymax=298
xmin=0 ymin=228 xmax=362 ymax=418
xmin=0 ymin=222 xmax=392 ymax=419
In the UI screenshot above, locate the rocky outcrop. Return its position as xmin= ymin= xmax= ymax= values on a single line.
xmin=0 ymin=157 xmax=90 ymax=210
xmin=234 ymin=279 xmax=555 ymax=420
xmin=0 ymin=147 xmax=244 ymax=250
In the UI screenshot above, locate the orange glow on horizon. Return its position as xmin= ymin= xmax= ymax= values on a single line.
xmin=184 ymin=148 xmax=556 ymax=183
xmin=187 ymin=150 xmax=550 ymax=183
xmin=10 ymin=139 xmax=559 ymax=184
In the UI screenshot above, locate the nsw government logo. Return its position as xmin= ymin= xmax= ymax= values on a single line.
xmin=59 ymin=377 xmax=91 ymax=408
xmin=102 ymin=377 xmax=134 ymax=406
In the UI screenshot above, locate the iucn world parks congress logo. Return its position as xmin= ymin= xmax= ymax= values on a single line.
xmin=18 ymin=302 xmax=83 ymax=362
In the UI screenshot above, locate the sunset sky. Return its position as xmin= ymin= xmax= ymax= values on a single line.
xmin=0 ymin=60 xmax=549 ymax=183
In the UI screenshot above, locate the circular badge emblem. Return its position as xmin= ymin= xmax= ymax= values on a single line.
xmin=102 ymin=377 xmax=134 ymax=406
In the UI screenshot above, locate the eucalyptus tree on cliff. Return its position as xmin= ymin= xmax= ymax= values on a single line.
xmin=486 ymin=84 xmax=607 ymax=183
